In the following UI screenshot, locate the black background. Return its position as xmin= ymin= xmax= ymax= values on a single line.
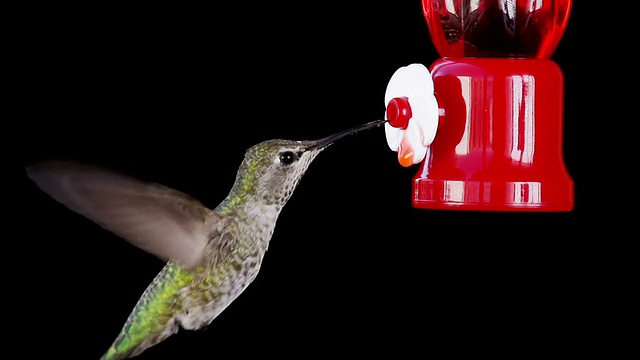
xmin=11 ymin=2 xmax=609 ymax=359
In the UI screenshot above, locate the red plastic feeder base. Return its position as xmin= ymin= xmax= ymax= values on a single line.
xmin=413 ymin=58 xmax=574 ymax=212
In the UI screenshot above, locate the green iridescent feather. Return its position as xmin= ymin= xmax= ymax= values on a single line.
xmin=100 ymin=264 xmax=194 ymax=360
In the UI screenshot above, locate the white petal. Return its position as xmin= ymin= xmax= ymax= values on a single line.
xmin=404 ymin=121 xmax=428 ymax=165
xmin=384 ymin=122 xmax=403 ymax=151
xmin=384 ymin=63 xmax=434 ymax=106
xmin=408 ymin=96 xmax=439 ymax=146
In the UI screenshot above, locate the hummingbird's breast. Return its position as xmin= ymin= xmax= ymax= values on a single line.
xmin=174 ymin=203 xmax=280 ymax=330
xmin=175 ymin=241 xmax=265 ymax=331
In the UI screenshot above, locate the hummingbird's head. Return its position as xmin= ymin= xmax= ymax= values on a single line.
xmin=232 ymin=120 xmax=385 ymax=207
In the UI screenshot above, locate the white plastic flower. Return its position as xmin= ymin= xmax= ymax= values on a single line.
xmin=384 ymin=63 xmax=439 ymax=167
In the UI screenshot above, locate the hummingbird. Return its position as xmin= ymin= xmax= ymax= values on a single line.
xmin=25 ymin=119 xmax=384 ymax=359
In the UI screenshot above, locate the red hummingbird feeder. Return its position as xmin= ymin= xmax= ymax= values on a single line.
xmin=389 ymin=0 xmax=574 ymax=212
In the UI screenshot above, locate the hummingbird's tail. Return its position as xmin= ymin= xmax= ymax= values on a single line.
xmin=99 ymin=305 xmax=180 ymax=360
xmin=99 ymin=346 xmax=134 ymax=360
xmin=99 ymin=263 xmax=192 ymax=359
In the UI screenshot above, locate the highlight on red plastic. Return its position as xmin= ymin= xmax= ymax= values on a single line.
xmin=414 ymin=0 xmax=574 ymax=212
xmin=386 ymin=96 xmax=412 ymax=130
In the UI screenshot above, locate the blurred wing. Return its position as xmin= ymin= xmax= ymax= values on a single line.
xmin=26 ymin=160 xmax=219 ymax=269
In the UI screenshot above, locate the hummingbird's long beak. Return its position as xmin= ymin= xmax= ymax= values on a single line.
xmin=307 ymin=119 xmax=386 ymax=151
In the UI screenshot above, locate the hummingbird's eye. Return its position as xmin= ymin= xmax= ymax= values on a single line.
xmin=279 ymin=151 xmax=297 ymax=165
